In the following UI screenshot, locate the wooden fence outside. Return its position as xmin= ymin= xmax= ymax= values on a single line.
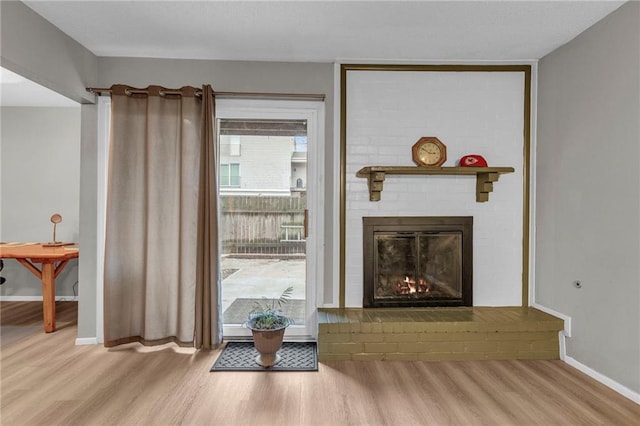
xmin=220 ymin=194 xmax=306 ymax=256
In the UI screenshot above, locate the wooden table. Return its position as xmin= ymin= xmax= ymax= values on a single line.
xmin=0 ymin=243 xmax=79 ymax=332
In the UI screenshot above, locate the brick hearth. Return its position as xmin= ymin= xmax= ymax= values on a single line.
xmin=317 ymin=307 xmax=564 ymax=361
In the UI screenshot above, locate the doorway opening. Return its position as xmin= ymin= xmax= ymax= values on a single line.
xmin=217 ymin=100 xmax=324 ymax=339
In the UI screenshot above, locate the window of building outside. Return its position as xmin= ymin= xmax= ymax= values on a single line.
xmin=220 ymin=163 xmax=240 ymax=187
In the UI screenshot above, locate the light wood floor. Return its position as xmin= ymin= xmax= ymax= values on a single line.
xmin=1 ymin=302 xmax=639 ymax=425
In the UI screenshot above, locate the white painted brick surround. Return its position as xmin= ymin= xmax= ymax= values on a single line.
xmin=345 ymin=71 xmax=525 ymax=307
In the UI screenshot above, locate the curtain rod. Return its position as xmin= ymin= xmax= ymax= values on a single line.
xmin=86 ymin=87 xmax=325 ymax=101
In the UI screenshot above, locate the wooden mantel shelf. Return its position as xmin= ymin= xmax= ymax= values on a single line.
xmin=356 ymin=166 xmax=515 ymax=202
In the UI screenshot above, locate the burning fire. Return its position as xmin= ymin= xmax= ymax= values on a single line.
xmin=395 ymin=276 xmax=430 ymax=296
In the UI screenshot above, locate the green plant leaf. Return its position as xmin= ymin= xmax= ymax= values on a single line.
xmin=246 ymin=286 xmax=294 ymax=330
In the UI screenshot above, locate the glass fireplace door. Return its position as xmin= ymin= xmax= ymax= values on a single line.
xmin=363 ymin=216 xmax=473 ymax=308
xmin=374 ymin=232 xmax=463 ymax=301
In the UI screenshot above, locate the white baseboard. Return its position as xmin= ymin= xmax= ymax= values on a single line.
xmin=533 ymin=303 xmax=639 ymax=405
xmin=75 ymin=337 xmax=98 ymax=346
xmin=0 ymin=295 xmax=78 ymax=302
xmin=564 ymin=355 xmax=640 ymax=404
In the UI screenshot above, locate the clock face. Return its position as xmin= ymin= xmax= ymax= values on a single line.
xmin=418 ymin=142 xmax=442 ymax=165
xmin=412 ymin=137 xmax=447 ymax=167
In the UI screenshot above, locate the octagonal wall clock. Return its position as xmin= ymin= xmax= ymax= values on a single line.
xmin=412 ymin=137 xmax=447 ymax=167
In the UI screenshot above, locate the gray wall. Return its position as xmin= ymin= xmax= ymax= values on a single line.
xmin=536 ymin=1 xmax=640 ymax=393
xmin=1 ymin=106 xmax=81 ymax=298
xmin=78 ymin=104 xmax=98 ymax=338
xmin=2 ymin=1 xmax=99 ymax=338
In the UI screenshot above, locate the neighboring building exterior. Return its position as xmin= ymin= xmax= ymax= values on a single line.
xmin=219 ymin=119 xmax=307 ymax=196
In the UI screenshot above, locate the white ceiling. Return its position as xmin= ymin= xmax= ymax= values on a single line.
xmin=1 ymin=1 xmax=627 ymax=107
xmin=0 ymin=67 xmax=79 ymax=107
xmin=22 ymin=0 xmax=625 ymax=62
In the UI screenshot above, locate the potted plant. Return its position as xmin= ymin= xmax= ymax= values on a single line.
xmin=245 ymin=286 xmax=294 ymax=367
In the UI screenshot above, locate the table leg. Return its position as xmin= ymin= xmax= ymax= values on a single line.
xmin=41 ymin=262 xmax=56 ymax=333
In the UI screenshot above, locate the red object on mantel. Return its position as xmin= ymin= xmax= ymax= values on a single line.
xmin=459 ymin=155 xmax=488 ymax=167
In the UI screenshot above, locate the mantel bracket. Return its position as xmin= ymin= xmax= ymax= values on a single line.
xmin=367 ymin=171 xmax=386 ymax=202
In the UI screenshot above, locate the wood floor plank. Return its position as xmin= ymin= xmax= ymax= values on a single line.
xmin=0 ymin=301 xmax=78 ymax=326
xmin=1 ymin=302 xmax=638 ymax=425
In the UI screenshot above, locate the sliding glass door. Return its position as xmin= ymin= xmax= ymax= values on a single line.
xmin=217 ymin=100 xmax=323 ymax=339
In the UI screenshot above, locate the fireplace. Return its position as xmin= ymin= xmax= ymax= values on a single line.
xmin=363 ymin=216 xmax=472 ymax=308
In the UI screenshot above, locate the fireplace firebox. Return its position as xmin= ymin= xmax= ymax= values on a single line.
xmin=363 ymin=216 xmax=472 ymax=308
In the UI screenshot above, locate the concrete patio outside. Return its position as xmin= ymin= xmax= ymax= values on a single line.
xmin=221 ymin=257 xmax=305 ymax=325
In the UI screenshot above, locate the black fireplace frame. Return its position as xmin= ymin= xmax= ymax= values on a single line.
xmin=363 ymin=216 xmax=473 ymax=308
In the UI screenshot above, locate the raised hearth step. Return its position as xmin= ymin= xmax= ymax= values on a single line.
xmin=317 ymin=307 xmax=564 ymax=362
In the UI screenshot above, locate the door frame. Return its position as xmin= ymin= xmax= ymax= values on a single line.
xmin=216 ymin=98 xmax=325 ymax=340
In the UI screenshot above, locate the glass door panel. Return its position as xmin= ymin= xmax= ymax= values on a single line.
xmin=219 ymin=118 xmax=308 ymax=338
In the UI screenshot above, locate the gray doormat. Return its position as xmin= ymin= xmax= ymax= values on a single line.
xmin=211 ymin=341 xmax=317 ymax=372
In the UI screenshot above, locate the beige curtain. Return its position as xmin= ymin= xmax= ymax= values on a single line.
xmin=104 ymin=84 xmax=221 ymax=349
